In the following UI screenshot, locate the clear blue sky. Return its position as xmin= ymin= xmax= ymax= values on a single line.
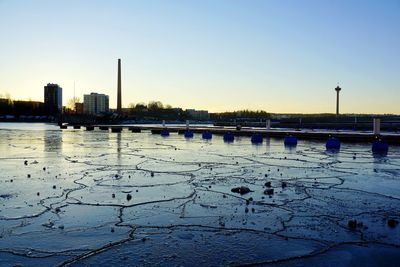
xmin=0 ymin=0 xmax=399 ymax=113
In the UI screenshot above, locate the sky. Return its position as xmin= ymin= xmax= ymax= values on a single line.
xmin=0 ymin=0 xmax=399 ymax=114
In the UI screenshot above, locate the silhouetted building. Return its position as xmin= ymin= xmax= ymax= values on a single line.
xmin=44 ymin=83 xmax=63 ymax=115
xmin=186 ymin=109 xmax=209 ymax=120
xmin=75 ymin=102 xmax=84 ymax=114
xmin=84 ymin=93 xmax=109 ymax=114
xmin=13 ymin=100 xmax=45 ymax=116
xmin=0 ymin=98 xmax=13 ymax=115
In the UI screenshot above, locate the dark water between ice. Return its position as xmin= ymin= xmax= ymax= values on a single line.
xmin=0 ymin=123 xmax=399 ymax=266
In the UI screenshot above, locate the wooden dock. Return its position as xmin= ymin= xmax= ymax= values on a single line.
xmin=62 ymin=124 xmax=400 ymax=145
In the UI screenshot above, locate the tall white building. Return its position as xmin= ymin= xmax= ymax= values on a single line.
xmin=83 ymin=93 xmax=109 ymax=114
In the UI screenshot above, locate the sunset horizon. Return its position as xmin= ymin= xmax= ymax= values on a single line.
xmin=1 ymin=0 xmax=399 ymax=114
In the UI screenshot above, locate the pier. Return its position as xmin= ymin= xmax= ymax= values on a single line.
xmin=61 ymin=124 xmax=400 ymax=145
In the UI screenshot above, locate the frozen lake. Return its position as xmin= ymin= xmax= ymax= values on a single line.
xmin=0 ymin=123 xmax=399 ymax=266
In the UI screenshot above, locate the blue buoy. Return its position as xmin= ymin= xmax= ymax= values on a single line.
xmin=326 ymin=137 xmax=341 ymax=150
xmin=184 ymin=130 xmax=193 ymax=138
xmin=160 ymin=129 xmax=169 ymax=137
xmin=251 ymin=134 xmax=263 ymax=144
xmin=372 ymin=139 xmax=388 ymax=154
xmin=223 ymin=132 xmax=234 ymax=142
xmin=202 ymin=131 xmax=212 ymax=140
xmin=284 ymin=136 xmax=297 ymax=146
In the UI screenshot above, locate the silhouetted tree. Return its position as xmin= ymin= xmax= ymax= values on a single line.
xmin=148 ymin=101 xmax=164 ymax=110
xmin=135 ymin=103 xmax=147 ymax=110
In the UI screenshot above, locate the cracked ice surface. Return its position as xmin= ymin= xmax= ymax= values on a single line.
xmin=0 ymin=123 xmax=399 ymax=266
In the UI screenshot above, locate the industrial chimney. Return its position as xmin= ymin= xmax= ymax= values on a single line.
xmin=117 ymin=59 xmax=122 ymax=113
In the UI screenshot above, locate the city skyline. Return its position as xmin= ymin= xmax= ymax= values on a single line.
xmin=0 ymin=0 xmax=399 ymax=114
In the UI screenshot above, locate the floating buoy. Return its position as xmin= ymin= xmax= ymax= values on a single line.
xmin=184 ymin=130 xmax=193 ymax=138
xmin=251 ymin=134 xmax=263 ymax=144
xmin=223 ymin=132 xmax=234 ymax=142
xmin=326 ymin=137 xmax=341 ymax=150
xmin=202 ymin=131 xmax=212 ymax=139
xmin=284 ymin=136 xmax=297 ymax=146
xmin=160 ymin=129 xmax=170 ymax=137
xmin=372 ymin=139 xmax=388 ymax=154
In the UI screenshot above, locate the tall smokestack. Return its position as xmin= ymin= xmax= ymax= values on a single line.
xmin=117 ymin=58 xmax=122 ymax=113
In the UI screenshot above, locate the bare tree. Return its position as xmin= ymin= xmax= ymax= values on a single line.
xmin=148 ymin=101 xmax=163 ymax=110
xmin=135 ymin=102 xmax=147 ymax=109
xmin=66 ymin=96 xmax=81 ymax=111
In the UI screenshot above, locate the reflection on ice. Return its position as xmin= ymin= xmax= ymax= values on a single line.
xmin=0 ymin=124 xmax=399 ymax=266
